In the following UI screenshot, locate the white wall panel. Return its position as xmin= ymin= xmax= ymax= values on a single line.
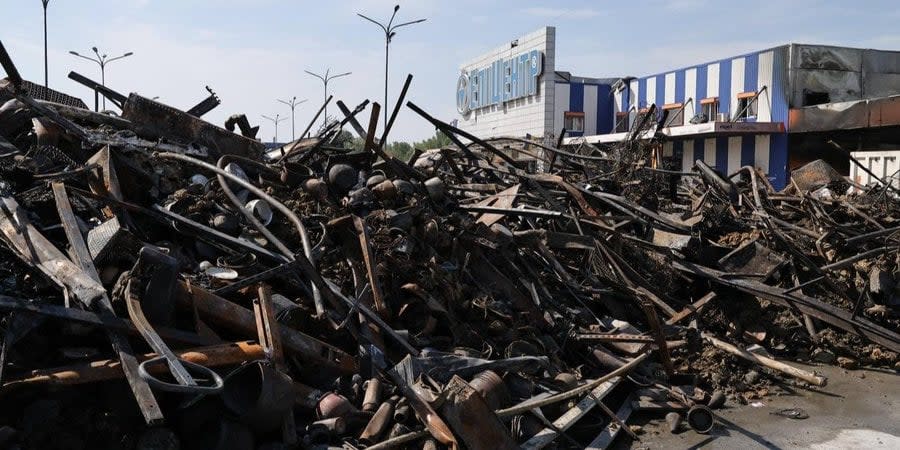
xmin=707 ymin=63 xmax=720 ymax=99
xmin=730 ymin=57 xmax=745 ymax=119
xmin=755 ymin=135 xmax=770 ymax=173
xmin=727 ymin=136 xmax=742 ymax=174
xmin=554 ymin=83 xmax=570 ymax=135
xmin=682 ymin=140 xmax=694 ymax=172
xmin=584 ymin=85 xmax=598 ymax=135
xmin=704 ymin=138 xmax=716 ymax=166
xmin=685 ymin=68 xmax=697 ymax=121
xmin=646 ymin=77 xmax=656 ymax=107
xmin=757 ymin=51 xmax=774 ymax=121
xmin=665 ymin=73 xmax=676 ymax=104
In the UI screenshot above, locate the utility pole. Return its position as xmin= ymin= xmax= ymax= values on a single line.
xmin=277 ymin=96 xmax=308 ymax=141
xmin=69 ymin=47 xmax=133 ymax=110
xmin=357 ymin=4 xmax=426 ymax=128
xmin=304 ymin=69 xmax=351 ymax=129
xmin=262 ymin=114 xmax=287 ymax=143
xmin=42 ymin=0 xmax=50 ymax=87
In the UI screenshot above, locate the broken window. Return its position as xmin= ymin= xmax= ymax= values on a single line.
xmin=736 ymin=92 xmax=758 ymax=121
xmin=662 ymin=103 xmax=684 ymax=127
xmin=564 ymin=111 xmax=584 ymax=132
xmin=615 ymin=111 xmax=630 ymax=133
xmin=700 ymin=97 xmax=719 ymax=122
xmin=803 ymin=90 xmax=830 ymax=106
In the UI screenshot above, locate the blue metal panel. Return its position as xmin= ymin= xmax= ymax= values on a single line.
xmin=638 ymin=78 xmax=647 ymax=108
xmin=715 ymin=137 xmax=729 ymax=173
xmin=718 ymin=59 xmax=732 ymax=115
xmin=655 ymin=75 xmax=665 ymax=106
xmin=597 ymin=85 xmax=613 ymax=134
xmin=769 ymin=133 xmax=789 ymax=189
xmin=744 ymin=53 xmax=758 ymax=92
xmin=740 ymin=136 xmax=755 ymax=167
xmin=569 ymin=83 xmax=584 ymax=112
xmin=673 ymin=140 xmax=684 ymax=164
xmin=694 ymin=139 xmax=704 ymax=165
xmin=675 ymin=70 xmax=685 ymax=103
xmin=695 ymin=65 xmax=708 ymax=103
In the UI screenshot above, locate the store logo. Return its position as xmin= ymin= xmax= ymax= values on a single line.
xmin=456 ymin=49 xmax=543 ymax=116
xmin=456 ymin=73 xmax=470 ymax=115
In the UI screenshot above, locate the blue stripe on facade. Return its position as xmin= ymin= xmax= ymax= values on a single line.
xmin=675 ymin=71 xmax=685 ymax=103
xmin=638 ymin=78 xmax=647 ymax=109
xmin=769 ymin=133 xmax=789 ymax=189
xmin=740 ymin=136 xmax=755 ymax=167
xmin=655 ymin=75 xmax=665 ymax=107
xmin=696 ymin=65 xmax=708 ymax=103
xmin=673 ymin=141 xmax=684 ymax=164
xmin=597 ymin=85 xmax=613 ymax=134
xmin=694 ymin=139 xmax=704 ymax=165
xmin=718 ymin=59 xmax=732 ymax=115
xmin=744 ymin=53 xmax=758 ymax=93
xmin=569 ymin=83 xmax=584 ymax=112
xmin=715 ymin=137 xmax=729 ymax=173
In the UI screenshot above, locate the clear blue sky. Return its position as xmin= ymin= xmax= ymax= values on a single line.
xmin=3 ymin=0 xmax=899 ymax=142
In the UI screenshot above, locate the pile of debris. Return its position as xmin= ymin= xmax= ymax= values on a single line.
xmin=1 ymin=41 xmax=898 ymax=450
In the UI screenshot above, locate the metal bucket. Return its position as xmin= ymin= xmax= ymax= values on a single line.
xmin=222 ymin=361 xmax=295 ymax=433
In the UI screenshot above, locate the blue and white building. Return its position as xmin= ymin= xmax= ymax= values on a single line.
xmin=456 ymin=26 xmax=616 ymax=147
xmin=457 ymin=27 xmax=900 ymax=189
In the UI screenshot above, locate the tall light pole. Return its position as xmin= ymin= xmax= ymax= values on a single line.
xmin=304 ymin=68 xmax=350 ymax=128
xmin=277 ymin=96 xmax=308 ymax=142
xmin=69 ymin=47 xmax=133 ymax=110
xmin=41 ymin=0 xmax=50 ymax=87
xmin=262 ymin=114 xmax=286 ymax=143
xmin=357 ymin=5 xmax=426 ymax=128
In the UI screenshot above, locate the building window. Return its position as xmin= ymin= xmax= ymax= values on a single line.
xmin=615 ymin=112 xmax=630 ymax=133
xmin=700 ymin=97 xmax=719 ymax=122
xmin=803 ymin=90 xmax=830 ymax=106
xmin=736 ymin=92 xmax=758 ymax=121
xmin=662 ymin=103 xmax=684 ymax=127
xmin=564 ymin=112 xmax=584 ymax=132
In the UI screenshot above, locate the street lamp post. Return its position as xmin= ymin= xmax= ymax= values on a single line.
xmin=69 ymin=47 xmax=133 ymax=110
xmin=304 ymin=69 xmax=350 ymax=129
xmin=41 ymin=0 xmax=50 ymax=88
xmin=277 ymin=96 xmax=308 ymax=142
xmin=357 ymin=5 xmax=426 ymax=128
xmin=262 ymin=114 xmax=287 ymax=143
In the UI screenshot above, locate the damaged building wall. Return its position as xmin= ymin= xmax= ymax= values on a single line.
xmin=616 ymin=46 xmax=791 ymax=188
xmin=789 ymin=44 xmax=900 ymax=106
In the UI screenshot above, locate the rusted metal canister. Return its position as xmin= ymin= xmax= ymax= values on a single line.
xmin=687 ymin=405 xmax=715 ymax=433
xmin=315 ymin=392 xmax=353 ymax=420
xmin=665 ymin=412 xmax=683 ymax=433
xmin=359 ymin=400 xmax=395 ymax=444
xmin=362 ymin=378 xmax=382 ymax=413
xmin=468 ymin=370 xmax=509 ymax=410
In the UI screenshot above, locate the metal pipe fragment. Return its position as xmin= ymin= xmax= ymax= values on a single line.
xmin=703 ymin=334 xmax=827 ymax=386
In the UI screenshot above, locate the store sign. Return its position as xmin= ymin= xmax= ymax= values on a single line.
xmin=457 ymin=50 xmax=543 ymax=115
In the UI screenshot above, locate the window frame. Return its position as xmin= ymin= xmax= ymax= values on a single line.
xmin=661 ymin=102 xmax=685 ymax=127
xmin=700 ymin=97 xmax=719 ymax=122
xmin=564 ymin=111 xmax=585 ymax=133
xmin=735 ymin=92 xmax=758 ymax=121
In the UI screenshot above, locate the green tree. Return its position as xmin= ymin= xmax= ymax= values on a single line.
xmin=414 ymin=130 xmax=452 ymax=150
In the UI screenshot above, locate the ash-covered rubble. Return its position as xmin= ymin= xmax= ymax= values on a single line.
xmin=0 ymin=41 xmax=898 ymax=450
